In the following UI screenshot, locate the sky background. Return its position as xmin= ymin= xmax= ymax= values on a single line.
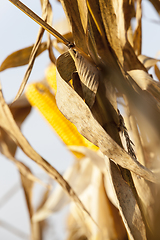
xmin=0 ymin=0 xmax=160 ymax=239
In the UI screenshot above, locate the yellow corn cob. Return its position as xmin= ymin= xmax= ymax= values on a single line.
xmin=45 ymin=64 xmax=98 ymax=153
xmin=25 ymin=82 xmax=98 ymax=159
xmin=45 ymin=64 xmax=57 ymax=94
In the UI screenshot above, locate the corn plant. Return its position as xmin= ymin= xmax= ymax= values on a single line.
xmin=1 ymin=0 xmax=160 ymax=239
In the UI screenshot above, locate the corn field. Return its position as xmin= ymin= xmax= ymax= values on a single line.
xmin=1 ymin=0 xmax=160 ymax=239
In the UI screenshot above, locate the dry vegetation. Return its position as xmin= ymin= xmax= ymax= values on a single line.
xmin=1 ymin=0 xmax=160 ymax=239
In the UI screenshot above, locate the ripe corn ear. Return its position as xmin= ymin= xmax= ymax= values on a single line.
xmin=26 ymin=82 xmax=98 ymax=158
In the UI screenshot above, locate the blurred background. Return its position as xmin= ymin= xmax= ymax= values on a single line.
xmin=0 ymin=0 xmax=160 ymax=239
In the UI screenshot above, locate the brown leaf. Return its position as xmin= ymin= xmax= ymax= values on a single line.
xmin=0 ymin=95 xmax=31 ymax=157
xmin=86 ymin=11 xmax=101 ymax=66
xmin=13 ymin=27 xmax=45 ymax=103
xmin=10 ymin=94 xmax=32 ymax=127
xmin=56 ymin=51 xmax=76 ymax=82
xmin=99 ymin=0 xmax=124 ymax=63
xmin=0 ymin=43 xmax=47 ymax=72
xmin=98 ymin=0 xmax=144 ymax=71
xmin=87 ymin=0 xmax=108 ymax=53
xmin=106 ymin=159 xmax=147 ymax=240
xmin=72 ymin=72 xmax=84 ymax=99
xmin=56 ymin=71 xmax=157 ymax=183
xmin=70 ymin=49 xmax=99 ymax=108
xmin=0 ymin=129 xmax=17 ymax=157
xmin=0 ymin=84 xmax=94 ymax=225
xmin=133 ymin=0 xmax=142 ymax=56
xmin=154 ymin=64 xmax=160 ymax=81
xmin=41 ymin=0 xmax=56 ymax=64
xmin=149 ymin=0 xmax=160 ymax=15
xmin=59 ymin=0 xmax=88 ymax=53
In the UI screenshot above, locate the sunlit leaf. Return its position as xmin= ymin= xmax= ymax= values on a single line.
xmin=138 ymin=55 xmax=160 ymax=70
xmin=0 ymin=43 xmax=47 ymax=72
xmin=56 ymin=70 xmax=157 ymax=183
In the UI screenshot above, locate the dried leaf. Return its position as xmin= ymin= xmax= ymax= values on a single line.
xmin=0 ymin=128 xmax=17 ymax=157
xmin=124 ymin=96 xmax=157 ymax=236
xmin=0 ymin=84 xmax=94 ymax=225
xmin=154 ymin=64 xmax=160 ymax=81
xmin=138 ymin=55 xmax=160 ymax=70
xmin=0 ymin=95 xmax=31 ymax=157
xmin=10 ymin=94 xmax=32 ymax=127
xmin=106 ymin=159 xmax=147 ymax=240
xmin=13 ymin=24 xmax=45 ymax=103
xmin=72 ymin=72 xmax=84 ymax=99
xmin=56 ymin=71 xmax=157 ymax=183
xmin=128 ymin=69 xmax=160 ymax=102
xmin=149 ymin=0 xmax=160 ymax=15
xmin=56 ymin=51 xmax=76 ymax=82
xmin=41 ymin=0 xmax=56 ymax=64
xmin=87 ymin=0 xmax=108 ymax=56
xmin=69 ymin=166 xmax=121 ymax=239
xmin=99 ymin=0 xmax=124 ymax=63
xmin=0 ymin=43 xmax=47 ymax=72
xmin=133 ymin=0 xmax=142 ymax=56
xmin=60 ymin=0 xmax=88 ymax=53
xmin=70 ymin=49 xmax=99 ymax=108
xmin=86 ymin=11 xmax=101 ymax=65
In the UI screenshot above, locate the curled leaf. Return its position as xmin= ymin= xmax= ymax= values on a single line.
xmin=56 ymin=71 xmax=157 ymax=183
